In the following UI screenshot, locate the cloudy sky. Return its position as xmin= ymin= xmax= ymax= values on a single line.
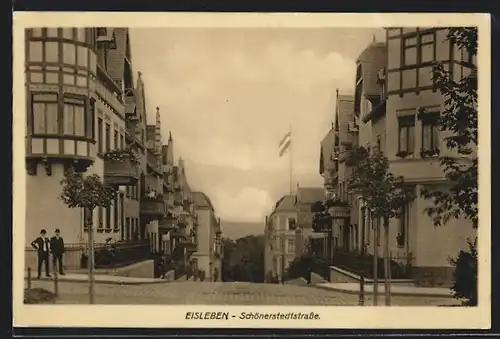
xmin=129 ymin=27 xmax=385 ymax=227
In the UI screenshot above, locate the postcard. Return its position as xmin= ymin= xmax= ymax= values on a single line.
xmin=12 ymin=12 xmax=490 ymax=329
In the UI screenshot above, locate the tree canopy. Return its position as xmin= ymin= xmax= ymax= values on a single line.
xmin=421 ymin=27 xmax=478 ymax=228
xmin=221 ymin=235 xmax=265 ymax=283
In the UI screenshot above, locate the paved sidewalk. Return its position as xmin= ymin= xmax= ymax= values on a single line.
xmin=25 ymin=272 xmax=167 ymax=285
xmin=315 ymin=282 xmax=454 ymax=298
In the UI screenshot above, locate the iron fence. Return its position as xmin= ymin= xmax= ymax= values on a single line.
xmin=332 ymin=249 xmax=414 ymax=279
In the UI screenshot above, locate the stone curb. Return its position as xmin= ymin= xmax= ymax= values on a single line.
xmin=313 ymin=284 xmax=454 ymax=299
xmin=25 ymin=276 xmax=168 ymax=286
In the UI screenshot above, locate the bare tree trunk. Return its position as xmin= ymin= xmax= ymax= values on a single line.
xmin=85 ymin=207 xmax=95 ymax=304
xmin=373 ymin=216 xmax=378 ymax=306
xmin=383 ymin=216 xmax=391 ymax=306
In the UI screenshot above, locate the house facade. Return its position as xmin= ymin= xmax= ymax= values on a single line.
xmin=264 ymin=187 xmax=324 ymax=280
xmin=316 ymin=28 xmax=477 ymax=287
xmin=24 ymin=27 xmax=150 ymax=270
xmin=382 ymin=27 xmax=476 ymax=286
xmin=24 ymin=27 xmax=219 ymax=277
xmin=192 ymin=191 xmax=223 ymax=281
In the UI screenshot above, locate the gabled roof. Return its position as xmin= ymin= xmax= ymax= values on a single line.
xmin=271 ymin=195 xmax=296 ymax=215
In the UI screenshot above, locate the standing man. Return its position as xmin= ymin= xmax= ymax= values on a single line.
xmin=31 ymin=229 xmax=51 ymax=278
xmin=50 ymin=229 xmax=65 ymax=275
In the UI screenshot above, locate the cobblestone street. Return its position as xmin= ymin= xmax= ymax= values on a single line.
xmin=25 ymin=280 xmax=460 ymax=306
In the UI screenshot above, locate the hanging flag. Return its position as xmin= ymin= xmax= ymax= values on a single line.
xmin=278 ymin=131 xmax=292 ymax=157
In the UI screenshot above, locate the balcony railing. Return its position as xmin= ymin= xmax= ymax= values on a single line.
xmin=140 ymin=198 xmax=165 ymax=220
xmin=93 ymin=240 xmax=151 ymax=269
xmin=104 ymin=157 xmax=139 ymax=186
xmin=159 ymin=216 xmax=178 ymax=232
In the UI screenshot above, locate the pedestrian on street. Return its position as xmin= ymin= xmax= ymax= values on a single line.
xmin=306 ymin=265 xmax=312 ymax=284
xmin=50 ymin=229 xmax=65 ymax=275
xmin=31 ymin=229 xmax=51 ymax=278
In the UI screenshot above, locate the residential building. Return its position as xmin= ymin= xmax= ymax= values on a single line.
xmin=142 ymin=107 xmax=167 ymax=253
xmin=383 ymin=27 xmax=476 ymax=286
xmin=24 ymin=27 xmax=148 ymax=270
xmin=317 ymin=29 xmax=477 ymax=287
xmin=264 ymin=187 xmax=324 ymax=280
xmin=192 ymin=192 xmax=223 ymax=281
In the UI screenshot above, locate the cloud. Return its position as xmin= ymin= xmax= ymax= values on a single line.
xmin=210 ymin=186 xmax=273 ymax=223
xmin=129 ymin=27 xmax=382 ymax=225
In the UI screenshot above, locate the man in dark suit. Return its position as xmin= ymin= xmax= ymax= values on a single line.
xmin=50 ymin=229 xmax=65 ymax=275
xmin=31 ymin=229 xmax=51 ymax=278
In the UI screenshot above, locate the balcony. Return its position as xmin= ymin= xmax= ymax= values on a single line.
xmin=103 ymin=150 xmax=140 ymax=186
xmin=183 ymin=233 xmax=198 ymax=253
xmin=140 ymin=198 xmax=165 ymax=221
xmin=159 ymin=216 xmax=178 ymax=232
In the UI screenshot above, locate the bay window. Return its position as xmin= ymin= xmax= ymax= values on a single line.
xmin=63 ymin=96 xmax=86 ymax=137
xmin=32 ymin=93 xmax=59 ymax=135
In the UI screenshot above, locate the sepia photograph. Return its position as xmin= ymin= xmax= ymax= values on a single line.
xmin=13 ymin=12 xmax=490 ymax=329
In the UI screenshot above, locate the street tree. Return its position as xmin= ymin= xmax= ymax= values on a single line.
xmin=59 ymin=167 xmax=117 ymax=304
xmin=347 ymin=146 xmax=415 ymax=306
xmin=421 ymin=27 xmax=478 ymax=305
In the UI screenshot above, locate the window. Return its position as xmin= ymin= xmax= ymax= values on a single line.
xmin=287 ymin=239 xmax=295 ymax=254
xmin=105 ymin=123 xmax=111 ymax=152
xmin=403 ymin=32 xmax=435 ymax=66
xmin=287 ymin=218 xmax=297 ymax=231
xmin=120 ymin=134 xmax=124 ymax=149
xmin=374 ymin=217 xmax=381 ymax=246
xmin=403 ymin=35 xmax=417 ymax=65
xmin=63 ymin=96 xmax=86 ymax=136
xmin=420 ymin=33 xmax=435 ymax=63
xmin=28 ymin=41 xmax=43 ymax=62
xmin=114 ymin=129 xmax=119 ymax=149
xmin=421 ymin=113 xmax=440 ymax=152
xmin=97 ymin=117 xmax=103 ymax=153
xmin=98 ymin=207 xmax=103 ymax=229
xmin=105 ymin=206 xmax=111 ymax=230
xmin=32 ymin=93 xmax=58 ymax=135
xmin=87 ymin=99 xmax=95 ymax=139
xmin=113 ymin=198 xmax=119 ymax=230
xmin=398 ymin=116 xmax=415 ymax=154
